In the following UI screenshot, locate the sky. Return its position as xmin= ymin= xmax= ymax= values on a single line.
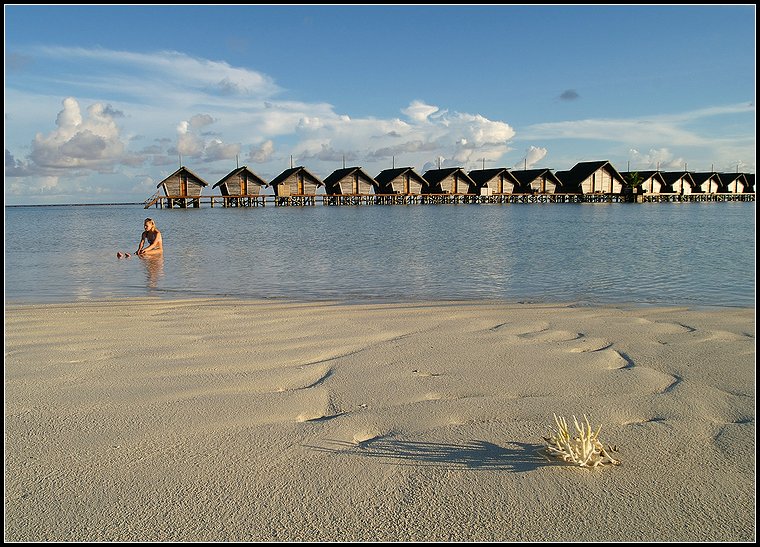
xmin=4 ymin=4 xmax=756 ymax=205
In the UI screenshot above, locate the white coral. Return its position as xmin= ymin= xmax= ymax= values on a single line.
xmin=543 ymin=413 xmax=620 ymax=468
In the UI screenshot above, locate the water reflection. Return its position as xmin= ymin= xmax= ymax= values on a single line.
xmin=139 ymin=253 xmax=164 ymax=289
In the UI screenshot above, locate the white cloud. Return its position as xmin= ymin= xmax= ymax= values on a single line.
xmin=29 ymin=97 xmax=126 ymax=169
xmin=402 ymin=101 xmax=441 ymax=123
xmin=5 ymin=45 xmax=753 ymax=204
xmin=30 ymin=46 xmax=281 ymax=103
xmin=513 ymin=146 xmax=548 ymax=169
xmin=521 ymin=102 xmax=755 ymax=149
xmin=189 ymin=114 xmax=215 ymax=129
xmin=203 ymin=139 xmax=240 ymax=162
xmin=248 ymin=140 xmax=275 ymax=163
xmin=628 ymin=148 xmax=686 ymax=170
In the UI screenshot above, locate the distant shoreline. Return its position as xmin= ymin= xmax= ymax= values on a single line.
xmin=5 ymin=202 xmax=143 ymax=208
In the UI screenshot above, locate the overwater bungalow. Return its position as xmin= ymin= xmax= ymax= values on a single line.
xmin=467 ymin=168 xmax=521 ymax=195
xmin=743 ymin=174 xmax=755 ymax=193
xmin=374 ymin=167 xmax=428 ymax=195
xmin=511 ymin=168 xmax=563 ymax=194
xmin=621 ymin=171 xmax=667 ymax=194
xmin=213 ymin=166 xmax=268 ymax=196
xmin=661 ymin=171 xmax=697 ymax=195
xmin=156 ymin=166 xmax=209 ymax=208
xmin=268 ymin=166 xmax=324 ymax=197
xmin=691 ymin=172 xmax=722 ymax=194
xmin=323 ymin=167 xmax=379 ymax=195
xmin=719 ymin=172 xmax=749 ymax=194
xmin=556 ymin=161 xmax=625 ymax=194
xmin=423 ymin=167 xmax=477 ymax=194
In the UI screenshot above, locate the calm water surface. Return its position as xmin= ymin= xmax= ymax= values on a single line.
xmin=4 ymin=201 xmax=756 ymax=307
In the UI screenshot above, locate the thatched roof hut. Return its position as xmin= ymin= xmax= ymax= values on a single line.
xmin=691 ymin=172 xmax=722 ymax=194
xmin=621 ymin=171 xmax=667 ymax=194
xmin=556 ymin=161 xmax=625 ymax=194
xmin=323 ymin=167 xmax=379 ymax=195
xmin=661 ymin=171 xmax=697 ymax=195
xmin=511 ymin=168 xmax=562 ymax=194
xmin=422 ymin=167 xmax=477 ymax=194
xmin=743 ymin=173 xmax=755 ymax=193
xmin=156 ymin=166 xmax=209 ymax=197
xmin=467 ymin=168 xmax=521 ymax=195
xmin=374 ymin=167 xmax=428 ymax=195
xmin=718 ymin=172 xmax=749 ymax=194
xmin=268 ymin=166 xmax=324 ymax=197
xmin=213 ymin=166 xmax=268 ymax=196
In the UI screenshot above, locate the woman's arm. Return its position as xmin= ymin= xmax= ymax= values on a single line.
xmin=136 ymin=231 xmax=147 ymax=254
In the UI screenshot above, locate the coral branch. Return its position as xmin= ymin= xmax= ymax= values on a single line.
xmin=543 ymin=413 xmax=621 ymax=468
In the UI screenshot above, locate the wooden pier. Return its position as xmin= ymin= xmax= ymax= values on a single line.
xmin=144 ymin=192 xmax=755 ymax=209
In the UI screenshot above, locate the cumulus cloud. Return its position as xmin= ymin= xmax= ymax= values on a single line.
xmin=176 ymin=120 xmax=205 ymax=157
xmin=175 ymin=115 xmax=240 ymax=162
xmin=29 ymin=97 xmax=126 ymax=170
xmin=8 ymin=48 xmax=521 ymax=189
xmin=189 ymin=114 xmax=215 ymax=129
xmin=402 ymin=100 xmax=441 ymax=123
xmin=203 ymin=138 xmax=240 ymax=162
xmin=5 ymin=172 xmax=61 ymax=196
xmin=248 ymin=140 xmax=275 ymax=163
xmin=5 ymin=149 xmax=30 ymax=177
xmin=290 ymin=101 xmax=516 ymax=170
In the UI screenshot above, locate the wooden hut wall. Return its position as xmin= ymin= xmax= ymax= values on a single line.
xmin=162 ymin=173 xmax=204 ymax=197
xmin=482 ymin=177 xmax=500 ymax=194
xmin=727 ymin=179 xmax=746 ymax=193
xmin=501 ymin=174 xmax=517 ymax=193
xmin=406 ymin=175 xmax=424 ymax=194
xmin=240 ymin=174 xmax=263 ymax=195
xmin=580 ymin=169 xmax=621 ymax=194
xmin=302 ymin=174 xmax=321 ymax=194
xmin=389 ymin=174 xmax=423 ymax=194
xmin=338 ymin=174 xmax=374 ymax=194
xmin=678 ymin=178 xmax=694 ymax=195
xmin=580 ymin=172 xmax=595 ymax=193
xmin=356 ymin=177 xmax=375 ymax=194
xmin=699 ymin=177 xmax=720 ymax=194
xmin=281 ymin=173 xmax=319 ymax=195
xmin=336 ymin=179 xmax=352 ymax=194
xmin=437 ymin=176 xmax=453 ymax=193
xmin=643 ymin=176 xmax=662 ymax=194
xmin=441 ymin=175 xmax=469 ymax=193
xmin=481 ymin=177 xmax=496 ymax=194
xmin=387 ymin=178 xmax=405 ymax=193
xmin=530 ymin=176 xmax=557 ymax=194
xmin=456 ymin=175 xmax=474 ymax=194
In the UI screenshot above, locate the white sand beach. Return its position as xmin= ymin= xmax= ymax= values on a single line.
xmin=4 ymin=298 xmax=755 ymax=541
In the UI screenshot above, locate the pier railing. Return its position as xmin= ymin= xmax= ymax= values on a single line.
xmin=145 ymin=192 xmax=755 ymax=209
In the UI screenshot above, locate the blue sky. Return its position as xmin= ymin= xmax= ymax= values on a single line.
xmin=4 ymin=4 xmax=756 ymax=204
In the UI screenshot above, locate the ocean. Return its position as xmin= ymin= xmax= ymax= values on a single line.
xmin=4 ymin=201 xmax=756 ymax=307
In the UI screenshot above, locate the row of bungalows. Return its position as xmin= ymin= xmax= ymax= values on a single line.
xmin=619 ymin=170 xmax=755 ymax=195
xmin=154 ymin=161 xmax=755 ymax=205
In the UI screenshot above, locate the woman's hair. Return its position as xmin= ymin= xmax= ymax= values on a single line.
xmin=144 ymin=218 xmax=156 ymax=229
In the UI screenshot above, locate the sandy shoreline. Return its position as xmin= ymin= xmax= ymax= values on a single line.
xmin=4 ymin=298 xmax=755 ymax=541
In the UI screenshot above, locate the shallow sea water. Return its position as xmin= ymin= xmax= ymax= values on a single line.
xmin=4 ymin=201 xmax=756 ymax=307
